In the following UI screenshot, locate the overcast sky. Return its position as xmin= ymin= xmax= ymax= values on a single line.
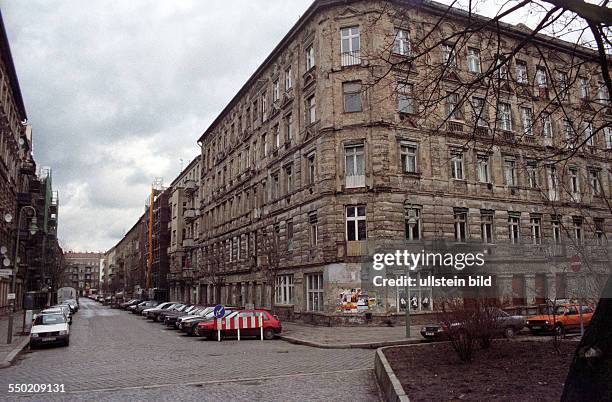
xmin=0 ymin=0 xmax=586 ymax=253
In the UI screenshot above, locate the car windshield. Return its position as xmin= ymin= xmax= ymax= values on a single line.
xmin=35 ymin=314 xmax=66 ymax=325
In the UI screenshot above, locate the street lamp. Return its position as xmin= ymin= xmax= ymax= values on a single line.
xmin=6 ymin=205 xmax=37 ymax=344
xmin=404 ymin=203 xmax=418 ymax=338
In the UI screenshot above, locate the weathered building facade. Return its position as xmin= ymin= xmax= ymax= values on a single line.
xmin=193 ymin=0 xmax=611 ymax=323
xmin=63 ymin=252 xmax=103 ymax=296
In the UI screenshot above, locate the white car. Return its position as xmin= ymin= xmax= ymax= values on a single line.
xmin=30 ymin=313 xmax=70 ymax=348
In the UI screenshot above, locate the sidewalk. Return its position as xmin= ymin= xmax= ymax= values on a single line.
xmin=0 ymin=311 xmax=29 ymax=369
xmin=279 ymin=322 xmax=423 ymax=349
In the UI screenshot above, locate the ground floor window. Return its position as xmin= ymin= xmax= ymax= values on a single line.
xmin=275 ymin=274 xmax=294 ymax=305
xmin=306 ymin=273 xmax=324 ymax=311
xmin=394 ymin=272 xmax=433 ymax=312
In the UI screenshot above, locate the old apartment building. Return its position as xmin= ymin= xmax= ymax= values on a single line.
xmin=168 ymin=155 xmax=202 ymax=302
xmin=64 ymin=252 xmax=103 ymax=296
xmin=192 ymin=0 xmax=611 ymax=322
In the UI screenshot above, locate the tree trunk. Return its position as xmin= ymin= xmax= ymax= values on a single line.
xmin=561 ymin=273 xmax=612 ymax=401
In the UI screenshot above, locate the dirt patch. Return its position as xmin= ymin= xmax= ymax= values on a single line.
xmin=384 ymin=340 xmax=576 ymax=401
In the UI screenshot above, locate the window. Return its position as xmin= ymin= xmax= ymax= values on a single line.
xmin=306 ymin=45 xmax=315 ymax=70
xmin=262 ymin=134 xmax=268 ymax=157
xmin=343 ymin=81 xmax=362 ymax=112
xmin=286 ymin=220 xmax=294 ymax=251
xmin=261 ymin=93 xmax=267 ymax=121
xmin=477 ymin=154 xmax=490 ymax=183
xmin=451 ymin=151 xmax=464 ymax=180
xmin=404 ymin=205 xmax=421 ymax=241
xmin=340 ymin=26 xmax=360 ymax=66
xmin=454 ymin=209 xmax=468 ymax=242
xmin=558 ymin=72 xmax=569 ymax=100
xmin=548 ymin=165 xmax=558 ymax=197
xmin=467 ymin=48 xmax=481 ymax=73
xmin=481 ymin=211 xmax=494 ymax=244
xmin=271 ymin=171 xmax=280 ymax=200
xmin=346 ymin=205 xmax=367 ymax=241
xmin=400 ymin=142 xmax=417 ymax=173
xmin=541 ymin=113 xmax=553 ymax=138
xmin=397 ymin=82 xmax=413 ymax=114
xmin=285 ymin=164 xmax=293 ymax=193
xmin=396 ymin=271 xmax=433 ymax=312
xmin=573 ymin=217 xmax=583 ymax=243
xmin=516 ymin=61 xmax=528 ymax=84
xmin=508 ymin=214 xmax=521 ymax=244
xmin=285 ymin=66 xmax=292 ymax=91
xmin=579 ymin=77 xmax=589 ymax=100
xmin=275 ymin=275 xmax=294 ymax=305
xmin=552 ymin=216 xmax=562 ymax=245
xmin=530 ymin=216 xmax=542 ymax=245
xmin=597 ymin=82 xmax=609 ymax=104
xmin=446 ymin=93 xmax=462 ymax=120
xmin=583 ymin=122 xmax=594 ymax=146
xmin=496 ymin=58 xmax=508 ymax=80
xmin=307 ymin=95 xmax=316 ymax=124
xmin=588 ymin=169 xmax=600 ymax=195
xmin=504 ymin=159 xmax=516 ymax=186
xmin=536 ymin=67 xmax=547 ymax=87
xmin=306 ymin=273 xmax=323 ymax=311
xmin=564 ymin=119 xmax=575 ymax=147
xmin=393 ymin=28 xmax=410 ymax=56
xmin=274 ymin=125 xmax=281 ymax=149
xmin=595 ymin=219 xmax=606 ymax=245
xmin=569 ymin=167 xmax=580 ymax=198
xmin=441 ymin=44 xmax=457 ymax=67
xmin=606 ymin=127 xmax=612 ymax=149
xmin=345 ymin=144 xmax=365 ymax=188
xmin=308 ymin=212 xmax=318 ymax=246
xmin=498 ymin=102 xmax=512 ymax=131
xmin=306 ymin=151 xmax=316 ymax=185
xmin=526 ymin=161 xmax=538 ymax=188
xmin=471 ymin=97 xmax=486 ymax=126
xmin=273 ymin=79 xmax=280 ymax=102
xmin=520 ymin=107 xmax=533 ymax=136
xmin=285 ymin=114 xmax=293 ymax=143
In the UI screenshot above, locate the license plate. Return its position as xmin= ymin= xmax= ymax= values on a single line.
xmin=531 ymin=326 xmax=541 ymax=330
xmin=43 ymin=337 xmax=56 ymax=341
xmin=426 ymin=332 xmax=435 ymax=336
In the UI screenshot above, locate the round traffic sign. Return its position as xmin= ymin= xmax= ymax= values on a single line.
xmin=213 ymin=304 xmax=225 ymax=318
xmin=570 ymin=255 xmax=581 ymax=273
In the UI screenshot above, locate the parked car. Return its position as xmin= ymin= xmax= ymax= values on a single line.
xmin=420 ymin=308 xmax=525 ymax=341
xmin=30 ymin=312 xmax=70 ymax=348
xmin=153 ymin=304 xmax=188 ymax=322
xmin=179 ymin=307 xmax=232 ymax=335
xmin=121 ymin=299 xmax=141 ymax=309
xmin=143 ymin=302 xmax=178 ymax=319
xmin=158 ymin=304 xmax=197 ymax=323
xmin=131 ymin=300 xmax=159 ymax=314
xmin=64 ymin=299 xmax=79 ymax=313
xmin=195 ymin=309 xmax=282 ymax=340
xmin=45 ymin=306 xmax=72 ymax=325
xmin=526 ymin=304 xmax=594 ymax=336
xmin=164 ymin=306 xmax=203 ymax=327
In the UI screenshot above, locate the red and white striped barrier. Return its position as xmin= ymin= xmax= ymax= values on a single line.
xmin=215 ymin=313 xmax=264 ymax=341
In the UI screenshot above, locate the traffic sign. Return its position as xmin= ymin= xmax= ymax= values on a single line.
xmin=0 ymin=269 xmax=12 ymax=276
xmin=213 ymin=304 xmax=225 ymax=318
xmin=7 ymin=293 xmax=15 ymax=300
xmin=570 ymin=255 xmax=581 ymax=273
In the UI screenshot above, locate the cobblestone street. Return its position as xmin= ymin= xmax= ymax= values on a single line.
xmin=1 ymin=299 xmax=381 ymax=401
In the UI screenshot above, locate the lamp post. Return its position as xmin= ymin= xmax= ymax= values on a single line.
xmin=5 ymin=206 xmax=38 ymax=344
xmin=405 ymin=204 xmax=418 ymax=338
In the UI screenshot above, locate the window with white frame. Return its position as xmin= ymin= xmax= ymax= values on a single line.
xmin=306 ymin=273 xmax=323 ymax=311
xmin=526 ymin=161 xmax=538 ymax=188
xmin=536 ymin=67 xmax=547 ymax=87
xmin=605 ymin=127 xmax=612 ymax=149
xmin=261 ymin=93 xmax=267 ymax=122
xmin=345 ymin=144 xmax=365 ymax=188
xmin=307 ymin=95 xmax=316 ymax=124
xmin=481 ymin=210 xmax=494 ymax=244
xmin=273 ymin=79 xmax=280 ymax=102
xmin=396 ymin=271 xmax=433 ymax=312
xmin=552 ymin=216 xmax=562 ymax=245
xmin=583 ymin=122 xmax=594 ymax=146
xmin=547 ymin=165 xmax=558 ymax=196
xmin=573 ymin=217 xmax=583 ymax=243
xmin=285 ymin=113 xmax=293 ymax=142
xmin=541 ymin=112 xmax=553 ymax=138
xmin=520 ymin=107 xmax=533 ymax=136
xmin=477 ymin=154 xmax=490 ymax=183
xmin=498 ymin=102 xmax=512 ymax=131
xmin=285 ymin=164 xmax=293 ymax=194
xmin=558 ymin=71 xmax=569 ymax=100
xmin=451 ymin=151 xmax=464 ymax=180
xmin=271 ymin=171 xmax=280 ymax=200
xmin=564 ymin=119 xmax=575 ymax=147
xmin=346 ymin=205 xmax=367 ymax=241
xmin=275 ymin=274 xmax=294 ymax=305
xmin=530 ymin=215 xmax=542 ymax=245
xmin=471 ymin=97 xmax=487 ymax=126
xmin=588 ymin=168 xmax=600 ymax=195
xmin=496 ymin=58 xmax=508 ymax=80
xmin=308 ymin=212 xmax=318 ymax=246
xmin=404 ymin=205 xmax=421 ymax=241
xmin=340 ymin=26 xmax=360 ymax=66
xmin=454 ymin=209 xmax=468 ymax=242
xmin=467 ymin=47 xmax=481 ymax=73
xmin=597 ymin=82 xmax=609 ymax=104
xmin=286 ymin=219 xmax=294 ymax=251
xmin=504 ymin=159 xmax=516 ymax=186
xmin=400 ymin=142 xmax=418 ymax=173
xmin=306 ymin=45 xmax=315 ymax=70
xmin=285 ymin=66 xmax=292 ymax=91
xmin=393 ymin=28 xmax=411 ymax=56
xmin=441 ymin=43 xmax=457 ymax=67
xmin=306 ymin=151 xmax=316 ymax=185
xmin=397 ymin=82 xmax=413 ymax=114
xmin=569 ymin=167 xmax=580 ymax=198
xmin=343 ymin=81 xmax=362 ymax=113
xmin=446 ymin=93 xmax=462 ymax=120
xmin=595 ymin=218 xmax=606 ymax=245
xmin=274 ymin=124 xmax=281 ymax=149
xmin=508 ymin=214 xmax=521 ymax=244
xmin=516 ymin=61 xmax=528 ymax=84
xmin=579 ymin=77 xmax=589 ymax=100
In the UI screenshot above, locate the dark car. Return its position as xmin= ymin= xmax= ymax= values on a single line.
xmin=121 ymin=299 xmax=141 ymax=310
xmin=164 ymin=306 xmax=204 ymax=327
xmin=175 ymin=307 xmax=213 ymax=330
xmin=157 ymin=304 xmax=194 ymax=323
xmin=131 ymin=300 xmax=159 ymax=314
xmin=145 ymin=302 xmax=182 ymax=320
xmin=420 ymin=309 xmax=526 ymax=341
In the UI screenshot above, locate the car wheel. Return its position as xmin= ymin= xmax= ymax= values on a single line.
xmin=555 ymin=324 xmax=565 ymax=337
xmin=263 ymin=328 xmax=275 ymax=340
xmin=29 ymin=342 xmax=36 ymax=350
xmin=64 ymin=338 xmax=70 ymax=347
xmin=504 ymin=327 xmax=515 ymax=339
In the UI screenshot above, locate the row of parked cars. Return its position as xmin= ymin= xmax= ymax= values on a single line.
xmin=29 ymin=299 xmax=79 ymax=348
xmin=105 ymin=299 xmax=283 ymax=340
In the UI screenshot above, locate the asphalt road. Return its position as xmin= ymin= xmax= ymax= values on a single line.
xmin=1 ymin=298 xmax=381 ymax=401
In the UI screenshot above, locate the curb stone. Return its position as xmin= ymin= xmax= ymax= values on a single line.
xmin=0 ymin=336 xmax=30 ymax=369
xmin=279 ymin=335 xmax=421 ymax=349
xmin=375 ymin=346 xmax=410 ymax=402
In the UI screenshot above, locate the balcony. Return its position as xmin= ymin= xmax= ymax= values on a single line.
xmin=345 ymin=175 xmax=365 ymax=189
xmin=447 ymin=121 xmax=464 ymax=133
xmin=183 ymin=238 xmax=195 ymax=248
xmin=184 ymin=208 xmax=197 ymax=222
xmin=184 ymin=179 xmax=197 ymax=194
xmin=341 ymin=50 xmax=361 ymax=67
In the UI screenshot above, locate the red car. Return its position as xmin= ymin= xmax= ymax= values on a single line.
xmin=196 ymin=309 xmax=282 ymax=340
